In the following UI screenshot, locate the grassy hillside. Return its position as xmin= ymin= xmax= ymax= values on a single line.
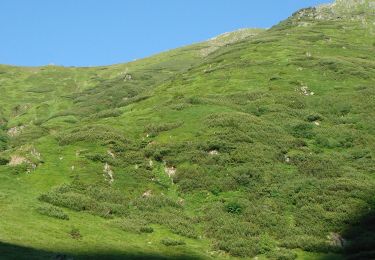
xmin=1 ymin=1 xmax=375 ymax=259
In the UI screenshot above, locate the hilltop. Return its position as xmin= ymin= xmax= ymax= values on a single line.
xmin=0 ymin=0 xmax=375 ymax=259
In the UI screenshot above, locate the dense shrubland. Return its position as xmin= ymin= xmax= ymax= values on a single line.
xmin=0 ymin=2 xmax=375 ymax=259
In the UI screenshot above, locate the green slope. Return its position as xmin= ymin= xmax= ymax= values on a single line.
xmin=1 ymin=1 xmax=375 ymax=259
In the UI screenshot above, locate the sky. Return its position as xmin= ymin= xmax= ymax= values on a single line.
xmin=0 ymin=0 xmax=332 ymax=67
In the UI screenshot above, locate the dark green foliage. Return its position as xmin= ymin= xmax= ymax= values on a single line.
xmin=113 ymin=218 xmax=152 ymax=234
xmin=289 ymin=123 xmax=315 ymax=139
xmin=38 ymin=182 xmax=128 ymax=218
xmin=36 ymin=205 xmax=69 ymax=220
xmin=306 ymin=114 xmax=322 ymax=122
xmin=291 ymin=153 xmax=340 ymax=177
xmin=8 ymin=164 xmax=29 ymax=175
xmin=144 ymin=122 xmax=183 ymax=136
xmin=140 ymin=226 xmax=154 ymax=233
xmin=57 ymin=125 xmax=130 ymax=146
xmin=225 ymin=202 xmax=243 ymax=214
xmin=161 ymin=238 xmax=186 ymax=246
xmin=1 ymin=4 xmax=375 ymax=259
xmin=0 ymin=157 xmax=9 ymax=165
xmin=69 ymin=228 xmax=82 ymax=240
xmin=0 ymin=131 xmax=8 ymax=151
xmin=90 ymin=108 xmax=122 ymax=119
xmin=132 ymin=196 xmax=182 ymax=211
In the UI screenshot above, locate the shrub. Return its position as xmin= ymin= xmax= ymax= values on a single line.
xmin=57 ymin=125 xmax=129 ymax=146
xmin=225 ymin=202 xmax=243 ymax=214
xmin=141 ymin=210 xmax=199 ymax=239
xmin=306 ymin=114 xmax=322 ymax=122
xmin=161 ymin=238 xmax=186 ymax=246
xmin=90 ymin=108 xmax=122 ymax=119
xmin=144 ymin=122 xmax=183 ymax=136
xmin=215 ymin=238 xmax=259 ymax=257
xmin=113 ymin=218 xmax=150 ymax=234
xmin=38 ymin=182 xmax=129 ymax=218
xmin=289 ymin=123 xmax=315 ymax=139
xmin=291 ymin=153 xmax=340 ymax=177
xmin=0 ymin=132 xmax=8 ymax=151
xmin=266 ymin=248 xmax=297 ymax=260
xmin=8 ymin=164 xmax=29 ymax=175
xmin=132 ymin=196 xmax=182 ymax=211
xmin=37 ymin=205 xmax=69 ymax=220
xmin=258 ymin=234 xmax=277 ymax=254
xmin=69 ymin=227 xmax=82 ymax=239
xmin=140 ymin=226 xmax=154 ymax=233
xmin=281 ymin=235 xmax=332 ymax=252
xmin=0 ymin=157 xmax=9 ymax=165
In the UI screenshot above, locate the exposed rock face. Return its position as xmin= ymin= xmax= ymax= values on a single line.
xmin=7 ymin=125 xmax=25 ymax=137
xmin=103 ymin=163 xmax=114 ymax=184
xmin=200 ymin=29 xmax=264 ymax=57
xmin=7 ymin=145 xmax=42 ymax=173
xmin=8 ymin=155 xmax=29 ymax=166
xmin=290 ymin=0 xmax=375 ymax=26
xmin=317 ymin=0 xmax=374 ymax=18
xmin=165 ymin=166 xmax=176 ymax=178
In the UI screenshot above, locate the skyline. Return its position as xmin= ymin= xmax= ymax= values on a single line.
xmin=0 ymin=0 xmax=332 ymax=67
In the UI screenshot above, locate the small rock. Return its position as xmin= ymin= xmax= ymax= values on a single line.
xmin=285 ymin=155 xmax=291 ymax=163
xmin=209 ymin=150 xmax=219 ymax=155
xmin=107 ymin=150 xmax=115 ymax=158
xmin=165 ymin=166 xmax=176 ymax=178
xmin=142 ymin=190 xmax=152 ymax=198
xmin=103 ymin=163 xmax=114 ymax=184
xmin=7 ymin=125 xmax=25 ymax=137
xmin=8 ymin=155 xmax=29 ymax=166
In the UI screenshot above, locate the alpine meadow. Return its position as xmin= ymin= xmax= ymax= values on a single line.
xmin=1 ymin=0 xmax=375 ymax=259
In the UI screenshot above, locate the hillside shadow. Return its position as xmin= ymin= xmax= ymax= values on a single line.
xmin=1 ymin=206 xmax=374 ymax=260
xmin=341 ymin=206 xmax=375 ymax=260
xmin=0 ymin=242 xmax=203 ymax=260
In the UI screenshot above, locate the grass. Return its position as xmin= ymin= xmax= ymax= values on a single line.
xmin=0 ymin=1 xmax=375 ymax=259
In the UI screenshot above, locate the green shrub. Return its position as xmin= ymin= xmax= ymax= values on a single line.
xmin=225 ymin=201 xmax=243 ymax=214
xmin=37 ymin=205 xmax=69 ymax=220
xmin=281 ymin=235 xmax=332 ymax=252
xmin=140 ymin=226 xmax=154 ymax=233
xmin=0 ymin=157 xmax=9 ymax=165
xmin=69 ymin=227 xmax=82 ymax=240
xmin=215 ymin=238 xmax=259 ymax=257
xmin=161 ymin=238 xmax=186 ymax=246
xmin=8 ymin=164 xmax=29 ymax=175
xmin=266 ymin=248 xmax=297 ymax=260
xmin=143 ymin=210 xmax=199 ymax=239
xmin=306 ymin=114 xmax=322 ymax=122
xmin=90 ymin=108 xmax=122 ymax=119
xmin=291 ymin=153 xmax=340 ymax=177
xmin=289 ymin=123 xmax=315 ymax=139
xmin=38 ymin=182 xmax=128 ymax=218
xmin=113 ymin=218 xmax=150 ymax=234
xmin=0 ymin=132 xmax=8 ymax=151
xmin=144 ymin=122 xmax=183 ymax=136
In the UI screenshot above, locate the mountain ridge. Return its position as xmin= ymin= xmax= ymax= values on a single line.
xmin=0 ymin=1 xmax=375 ymax=259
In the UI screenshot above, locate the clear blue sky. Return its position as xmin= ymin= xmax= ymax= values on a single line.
xmin=0 ymin=0 xmax=332 ymax=67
